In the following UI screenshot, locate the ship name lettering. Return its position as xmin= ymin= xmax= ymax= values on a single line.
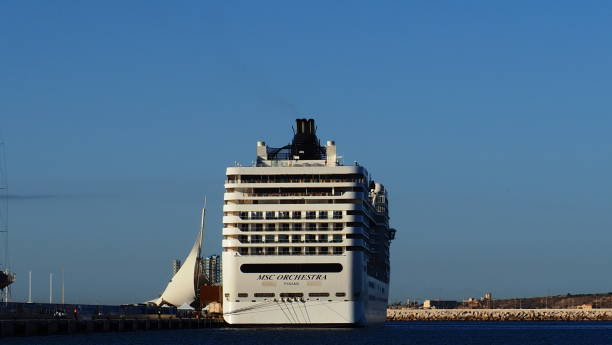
xmin=256 ymin=274 xmax=328 ymax=281
xmin=257 ymin=274 xmax=274 ymax=280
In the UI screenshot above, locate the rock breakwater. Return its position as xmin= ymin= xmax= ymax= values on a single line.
xmin=387 ymin=308 xmax=612 ymax=321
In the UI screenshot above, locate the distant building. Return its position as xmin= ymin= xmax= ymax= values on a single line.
xmin=483 ymin=292 xmax=493 ymax=301
xmin=172 ymin=259 xmax=181 ymax=277
xmin=423 ymin=300 xmax=459 ymax=309
xmin=202 ymin=255 xmax=222 ymax=285
xmin=576 ymin=304 xmax=593 ymax=309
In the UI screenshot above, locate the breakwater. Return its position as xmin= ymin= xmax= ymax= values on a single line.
xmin=0 ymin=317 xmax=224 ymax=337
xmin=387 ymin=308 xmax=612 ymax=321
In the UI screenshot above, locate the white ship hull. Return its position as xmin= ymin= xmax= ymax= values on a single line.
xmin=222 ymin=251 xmax=389 ymax=326
xmin=223 ymin=299 xmax=387 ymax=326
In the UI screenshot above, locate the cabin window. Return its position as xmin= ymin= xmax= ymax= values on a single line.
xmin=240 ymin=263 xmax=343 ymax=273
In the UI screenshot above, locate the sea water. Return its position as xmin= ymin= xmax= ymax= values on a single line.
xmin=3 ymin=321 xmax=612 ymax=345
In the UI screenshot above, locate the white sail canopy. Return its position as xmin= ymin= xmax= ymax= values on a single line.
xmin=148 ymin=206 xmax=205 ymax=307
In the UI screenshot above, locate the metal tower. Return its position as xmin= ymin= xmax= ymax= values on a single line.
xmin=0 ymin=141 xmax=15 ymax=302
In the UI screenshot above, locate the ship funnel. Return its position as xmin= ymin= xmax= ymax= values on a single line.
xmin=291 ymin=118 xmax=323 ymax=160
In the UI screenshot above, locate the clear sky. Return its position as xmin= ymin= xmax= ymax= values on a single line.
xmin=1 ymin=1 xmax=611 ymax=304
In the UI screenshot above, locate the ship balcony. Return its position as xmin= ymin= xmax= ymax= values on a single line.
xmin=224 ymin=251 xmax=347 ymax=257
xmin=223 ymin=204 xmax=361 ymax=213
xmin=222 ymin=216 xmax=359 ymax=224
xmin=225 ymin=182 xmax=362 ymax=189
xmin=222 ymin=225 xmax=369 ymax=237
xmin=222 ymin=238 xmax=241 ymax=247
xmin=223 ymin=237 xmax=362 ymax=247
xmin=222 ymin=227 xmax=243 ymax=235
xmin=224 ymin=191 xmax=363 ymax=201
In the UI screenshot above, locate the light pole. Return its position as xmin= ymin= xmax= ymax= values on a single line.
xmin=28 ymin=271 xmax=32 ymax=303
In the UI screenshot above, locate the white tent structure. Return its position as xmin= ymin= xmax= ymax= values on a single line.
xmin=177 ymin=302 xmax=195 ymax=311
xmin=148 ymin=204 xmax=205 ymax=307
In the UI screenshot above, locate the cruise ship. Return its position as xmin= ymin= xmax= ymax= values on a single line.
xmin=222 ymin=119 xmax=395 ymax=326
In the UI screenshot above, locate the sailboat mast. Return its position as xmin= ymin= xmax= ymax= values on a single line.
xmin=199 ymin=197 xmax=206 ymax=260
xmin=0 ymin=141 xmax=8 ymax=273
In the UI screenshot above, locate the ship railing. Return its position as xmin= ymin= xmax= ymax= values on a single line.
xmin=242 ymin=192 xmax=345 ymax=197
xmin=227 ymin=179 xmax=363 ymax=184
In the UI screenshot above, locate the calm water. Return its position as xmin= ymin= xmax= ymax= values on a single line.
xmin=4 ymin=322 xmax=612 ymax=345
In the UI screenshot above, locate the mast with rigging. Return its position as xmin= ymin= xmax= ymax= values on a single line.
xmin=0 ymin=141 xmax=15 ymax=303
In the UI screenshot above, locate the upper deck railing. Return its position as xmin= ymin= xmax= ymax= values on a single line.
xmin=226 ymin=175 xmax=365 ymax=184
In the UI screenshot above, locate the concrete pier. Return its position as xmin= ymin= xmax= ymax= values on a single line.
xmin=0 ymin=317 xmax=225 ymax=337
xmin=387 ymin=308 xmax=612 ymax=321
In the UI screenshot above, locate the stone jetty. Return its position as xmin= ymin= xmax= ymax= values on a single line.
xmin=0 ymin=317 xmax=225 ymax=337
xmin=387 ymin=308 xmax=612 ymax=321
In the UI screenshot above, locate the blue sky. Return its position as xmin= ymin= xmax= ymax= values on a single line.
xmin=1 ymin=1 xmax=611 ymax=304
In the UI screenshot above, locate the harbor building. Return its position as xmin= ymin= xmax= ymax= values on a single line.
xmin=202 ymin=255 xmax=222 ymax=286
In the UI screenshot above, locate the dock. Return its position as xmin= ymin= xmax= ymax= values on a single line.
xmin=0 ymin=317 xmax=225 ymax=337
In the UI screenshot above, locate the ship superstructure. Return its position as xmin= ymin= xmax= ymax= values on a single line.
xmin=222 ymin=119 xmax=395 ymax=326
